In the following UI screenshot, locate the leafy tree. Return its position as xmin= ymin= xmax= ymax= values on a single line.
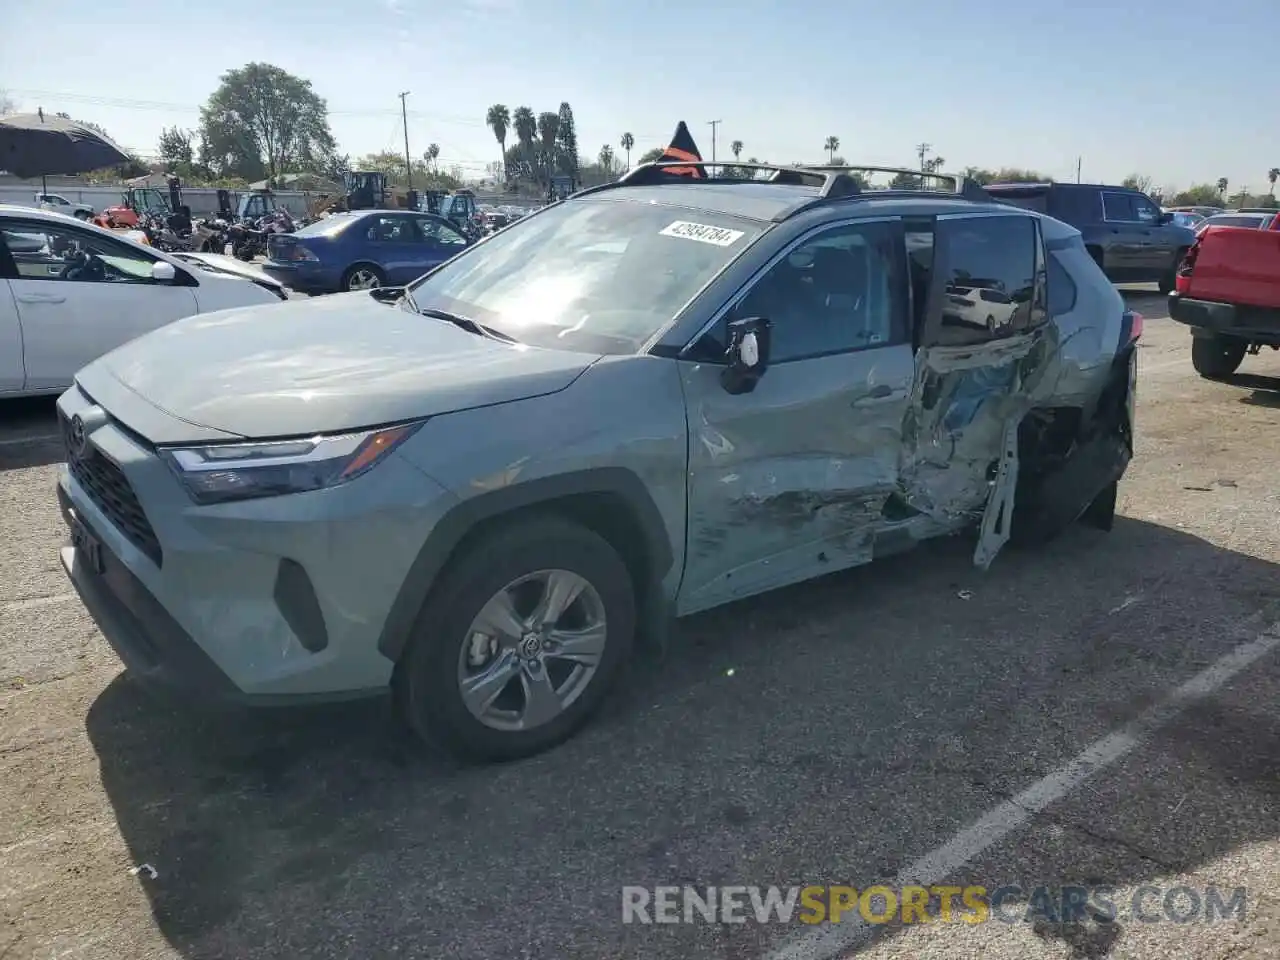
xmin=889 ymin=171 xmax=922 ymax=190
xmin=1167 ymin=183 xmax=1227 ymax=206
xmin=824 ymin=135 xmax=840 ymax=162
xmin=1269 ymin=167 xmax=1279 ymax=197
xmin=486 ymin=104 xmax=510 ymax=182
xmin=638 ymin=146 xmax=664 ymax=164
xmin=1121 ymin=173 xmax=1154 ymax=194
xmin=962 ymin=166 xmax=1051 ymax=185
xmin=198 ymin=63 xmax=336 ymax=181
xmin=620 ymin=132 xmax=634 ymax=170
xmin=0 ymin=90 xmax=17 ymax=114
xmin=158 ymin=126 xmax=195 ymax=167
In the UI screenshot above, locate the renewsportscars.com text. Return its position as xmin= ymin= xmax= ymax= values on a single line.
xmin=621 ymin=884 xmax=1247 ymax=925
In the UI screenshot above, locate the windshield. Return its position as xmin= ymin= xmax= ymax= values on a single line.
xmin=406 ymin=199 xmax=763 ymax=354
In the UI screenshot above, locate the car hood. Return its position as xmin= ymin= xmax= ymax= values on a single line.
xmin=172 ymin=252 xmax=286 ymax=289
xmin=77 ymin=292 xmax=601 ymax=441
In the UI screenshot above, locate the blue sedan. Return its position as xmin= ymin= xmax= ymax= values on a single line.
xmin=262 ymin=210 xmax=472 ymax=294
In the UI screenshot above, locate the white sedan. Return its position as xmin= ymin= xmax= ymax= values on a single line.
xmin=0 ymin=206 xmax=288 ymax=398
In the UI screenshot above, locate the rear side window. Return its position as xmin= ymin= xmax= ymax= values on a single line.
xmin=1102 ymin=193 xmax=1136 ymax=221
xmin=927 ymin=215 xmax=1045 ymax=346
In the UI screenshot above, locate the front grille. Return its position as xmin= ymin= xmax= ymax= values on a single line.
xmin=62 ymin=413 xmax=163 ymax=567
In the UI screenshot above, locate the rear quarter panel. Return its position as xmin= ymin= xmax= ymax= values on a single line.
xmin=1188 ymin=227 xmax=1280 ymax=309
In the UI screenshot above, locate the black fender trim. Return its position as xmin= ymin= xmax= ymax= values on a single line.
xmin=376 ymin=467 xmax=674 ymax=662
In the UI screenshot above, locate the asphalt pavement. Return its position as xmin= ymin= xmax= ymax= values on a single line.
xmin=2 ymin=288 xmax=1279 ymax=960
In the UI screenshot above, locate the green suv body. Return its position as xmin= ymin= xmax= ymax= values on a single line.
xmin=56 ymin=163 xmax=1137 ymax=759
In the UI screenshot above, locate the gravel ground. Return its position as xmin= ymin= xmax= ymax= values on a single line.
xmin=2 ymin=287 xmax=1279 ymax=960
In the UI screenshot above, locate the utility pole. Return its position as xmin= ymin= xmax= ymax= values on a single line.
xmin=916 ymin=142 xmax=931 ymax=172
xmin=399 ymin=91 xmax=412 ymax=192
xmin=708 ymin=119 xmax=722 ymax=166
xmin=1076 ymin=156 xmax=1082 ymax=184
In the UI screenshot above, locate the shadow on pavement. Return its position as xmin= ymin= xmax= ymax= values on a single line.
xmin=0 ymin=396 xmax=62 ymax=471
xmin=86 ymin=516 xmax=1280 ymax=960
xmin=1223 ymin=370 xmax=1280 ymax=407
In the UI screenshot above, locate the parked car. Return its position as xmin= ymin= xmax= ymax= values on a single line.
xmin=55 ymin=164 xmax=1138 ymax=760
xmin=34 ymin=192 xmax=95 ymax=220
xmin=1195 ymin=211 xmax=1280 ymax=234
xmin=260 ymin=209 xmax=473 ymax=294
xmin=1167 ymin=205 xmax=1223 ymax=219
xmin=0 ymin=206 xmax=286 ymax=398
xmin=1168 ymin=211 xmax=1205 ymax=230
xmin=1168 ymin=221 xmax=1280 ymax=377
xmin=985 ymin=182 xmax=1197 ymax=291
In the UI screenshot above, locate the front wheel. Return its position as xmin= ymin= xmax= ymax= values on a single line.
xmin=1191 ymin=335 xmax=1246 ymax=379
xmin=394 ymin=515 xmax=636 ymax=761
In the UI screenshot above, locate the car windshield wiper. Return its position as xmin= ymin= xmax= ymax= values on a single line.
xmin=417 ymin=306 xmax=516 ymax=343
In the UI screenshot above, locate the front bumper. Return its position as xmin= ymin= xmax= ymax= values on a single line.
xmin=55 ymin=386 xmax=459 ymax=705
xmin=1168 ymin=292 xmax=1280 ymax=342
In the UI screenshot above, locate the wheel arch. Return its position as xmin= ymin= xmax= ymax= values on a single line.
xmin=377 ymin=467 xmax=675 ymax=663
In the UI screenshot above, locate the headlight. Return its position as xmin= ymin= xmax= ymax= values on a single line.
xmin=160 ymin=422 xmax=423 ymax=505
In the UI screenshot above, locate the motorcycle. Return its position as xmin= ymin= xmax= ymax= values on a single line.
xmin=229 ymin=209 xmax=296 ymax=262
xmin=192 ymin=217 xmax=229 ymax=255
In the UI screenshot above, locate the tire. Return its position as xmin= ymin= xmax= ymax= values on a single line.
xmin=1191 ymin=335 xmax=1246 ymax=379
xmin=341 ymin=263 xmax=385 ymax=291
xmin=1158 ymin=248 xmax=1187 ymax=294
xmin=395 ymin=515 xmax=636 ymax=762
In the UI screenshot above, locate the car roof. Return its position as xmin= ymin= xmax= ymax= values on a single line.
xmin=0 ymin=203 xmax=88 ymax=224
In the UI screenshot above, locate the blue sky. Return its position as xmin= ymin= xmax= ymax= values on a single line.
xmin=2 ymin=0 xmax=1275 ymax=191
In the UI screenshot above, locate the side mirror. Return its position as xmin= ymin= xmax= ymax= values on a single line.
xmin=1158 ymin=211 xmax=1174 ymax=225
xmin=151 ymin=260 xmax=177 ymax=283
xmin=720 ymin=316 xmax=772 ymax=395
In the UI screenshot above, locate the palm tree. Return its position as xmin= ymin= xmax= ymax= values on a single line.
xmin=1217 ymin=177 xmax=1228 ymax=199
xmin=731 ymin=140 xmax=743 ymax=161
xmin=599 ymin=144 xmax=615 ymax=175
xmin=486 ymin=104 xmax=510 ymax=183
xmin=512 ymin=106 xmax=536 ymax=145
xmin=424 ymin=143 xmax=440 ymax=175
xmin=824 ymin=136 xmax=840 ymax=162
xmin=1269 ymin=167 xmax=1279 ymax=197
xmin=620 ymin=132 xmax=634 ymax=171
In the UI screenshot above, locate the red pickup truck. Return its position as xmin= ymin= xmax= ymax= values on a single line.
xmin=1168 ymin=215 xmax=1280 ymax=377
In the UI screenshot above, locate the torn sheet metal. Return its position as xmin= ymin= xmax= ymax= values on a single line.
xmin=897 ymin=324 xmax=1064 ymax=568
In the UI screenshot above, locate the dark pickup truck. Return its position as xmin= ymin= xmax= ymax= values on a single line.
xmin=986 ymin=182 xmax=1197 ymax=292
xmin=1168 ymin=219 xmax=1280 ymax=377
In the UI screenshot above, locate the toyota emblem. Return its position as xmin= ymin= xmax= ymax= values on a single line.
xmin=67 ymin=415 xmax=88 ymax=459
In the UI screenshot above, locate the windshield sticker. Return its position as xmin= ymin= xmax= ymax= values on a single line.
xmin=659 ymin=221 xmax=745 ymax=247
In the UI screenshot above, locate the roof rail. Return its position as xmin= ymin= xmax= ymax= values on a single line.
xmin=796 ymin=164 xmax=991 ymax=202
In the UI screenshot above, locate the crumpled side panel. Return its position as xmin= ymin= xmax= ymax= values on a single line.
xmin=897 ymin=324 xmax=1065 ymax=567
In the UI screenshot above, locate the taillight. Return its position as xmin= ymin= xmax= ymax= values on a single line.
xmin=1178 ymin=241 xmax=1200 ymax=278
xmin=1121 ymin=310 xmax=1143 ymax=346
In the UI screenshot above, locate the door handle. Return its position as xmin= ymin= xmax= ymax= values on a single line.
xmin=16 ymin=293 xmax=66 ymax=304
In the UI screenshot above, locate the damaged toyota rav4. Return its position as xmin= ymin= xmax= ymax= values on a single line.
xmin=55 ymin=162 xmax=1138 ymax=761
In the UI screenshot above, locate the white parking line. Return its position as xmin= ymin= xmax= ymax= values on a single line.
xmin=766 ymin=624 xmax=1280 ymax=960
